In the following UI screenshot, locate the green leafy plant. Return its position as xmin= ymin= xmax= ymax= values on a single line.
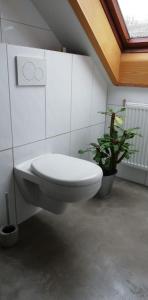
xmin=79 ymin=107 xmax=141 ymax=176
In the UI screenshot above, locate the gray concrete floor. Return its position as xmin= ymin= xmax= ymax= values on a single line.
xmin=0 ymin=178 xmax=148 ymax=300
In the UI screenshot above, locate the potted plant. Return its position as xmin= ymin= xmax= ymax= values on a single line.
xmin=79 ymin=107 xmax=141 ymax=198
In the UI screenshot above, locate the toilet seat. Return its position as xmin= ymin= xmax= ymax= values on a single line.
xmin=31 ymin=153 xmax=102 ymax=187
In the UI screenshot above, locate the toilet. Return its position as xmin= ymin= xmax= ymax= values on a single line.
xmin=14 ymin=153 xmax=103 ymax=214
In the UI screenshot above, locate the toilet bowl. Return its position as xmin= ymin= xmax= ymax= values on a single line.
xmin=14 ymin=153 xmax=103 ymax=214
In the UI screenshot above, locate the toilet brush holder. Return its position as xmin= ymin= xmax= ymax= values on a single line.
xmin=0 ymin=224 xmax=19 ymax=248
xmin=0 ymin=193 xmax=19 ymax=248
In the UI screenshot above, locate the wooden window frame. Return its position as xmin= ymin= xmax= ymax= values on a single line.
xmin=100 ymin=0 xmax=148 ymax=52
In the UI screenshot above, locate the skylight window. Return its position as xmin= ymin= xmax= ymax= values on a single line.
xmin=100 ymin=0 xmax=148 ymax=51
xmin=118 ymin=0 xmax=148 ymax=38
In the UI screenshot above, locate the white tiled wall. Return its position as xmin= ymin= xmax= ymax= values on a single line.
xmin=70 ymin=127 xmax=92 ymax=161
xmin=0 ymin=44 xmax=107 ymax=225
xmin=0 ymin=44 xmax=12 ymax=151
xmin=70 ymin=124 xmax=105 ymax=161
xmin=107 ymin=85 xmax=148 ymax=186
xmin=0 ymin=0 xmax=61 ymax=50
xmin=45 ymin=51 xmax=72 ymax=137
xmin=7 ymin=45 xmax=46 ymax=146
xmin=90 ymin=66 xmax=106 ymax=125
xmin=71 ymin=55 xmax=93 ymax=130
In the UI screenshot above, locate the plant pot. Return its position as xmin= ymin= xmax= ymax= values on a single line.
xmin=96 ymin=170 xmax=117 ymax=198
xmin=0 ymin=224 xmax=19 ymax=248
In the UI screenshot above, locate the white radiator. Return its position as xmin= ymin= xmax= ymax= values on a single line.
xmin=123 ymin=102 xmax=148 ymax=170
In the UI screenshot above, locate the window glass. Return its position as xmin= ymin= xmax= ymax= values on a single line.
xmin=118 ymin=0 xmax=148 ymax=38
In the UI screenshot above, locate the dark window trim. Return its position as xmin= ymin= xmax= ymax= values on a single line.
xmin=100 ymin=0 xmax=148 ymax=52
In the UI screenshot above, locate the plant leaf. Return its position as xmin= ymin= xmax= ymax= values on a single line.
xmin=115 ymin=116 xmax=123 ymax=125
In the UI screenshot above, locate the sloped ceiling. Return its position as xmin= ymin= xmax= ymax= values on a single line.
xmin=32 ymin=0 xmax=148 ymax=87
xmin=31 ymin=0 xmax=110 ymax=82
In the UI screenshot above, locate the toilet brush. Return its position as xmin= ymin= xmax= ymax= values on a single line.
xmin=0 ymin=193 xmax=19 ymax=248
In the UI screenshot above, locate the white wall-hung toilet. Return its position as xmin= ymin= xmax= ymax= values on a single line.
xmin=14 ymin=153 xmax=103 ymax=214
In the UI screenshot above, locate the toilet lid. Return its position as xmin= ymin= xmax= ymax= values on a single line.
xmin=31 ymin=153 xmax=103 ymax=187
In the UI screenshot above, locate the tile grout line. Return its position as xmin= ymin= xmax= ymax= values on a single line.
xmin=6 ymin=44 xmax=14 ymax=155
xmin=0 ymin=122 xmax=106 ymax=153
xmin=89 ymin=60 xmax=94 ymax=128
xmin=69 ymin=54 xmax=74 ymax=155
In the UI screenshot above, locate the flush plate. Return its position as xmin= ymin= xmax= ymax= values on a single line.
xmin=16 ymin=56 xmax=46 ymax=86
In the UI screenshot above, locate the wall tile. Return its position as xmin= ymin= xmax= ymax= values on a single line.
xmin=91 ymin=65 xmax=107 ymax=125
xmin=90 ymin=123 xmax=105 ymax=143
xmin=2 ymin=20 xmax=61 ymax=50
xmin=13 ymin=134 xmax=70 ymax=165
xmin=70 ymin=124 xmax=105 ymax=162
xmin=71 ymin=55 xmax=93 ymax=130
xmin=0 ymin=149 xmax=15 ymax=226
xmin=117 ymin=164 xmax=146 ymax=185
xmin=0 ymin=19 xmax=2 ymax=42
xmin=0 ymin=0 xmax=49 ymax=29
xmin=45 ymin=133 xmax=70 ymax=155
xmin=7 ymin=45 xmax=46 ymax=147
xmin=0 ymin=44 xmax=12 ymax=151
xmin=45 ymin=51 xmax=72 ymax=137
xmin=70 ymin=127 xmax=91 ymax=160
xmin=13 ymin=140 xmax=46 ymax=165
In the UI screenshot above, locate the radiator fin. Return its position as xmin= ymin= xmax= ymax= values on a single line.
xmin=123 ymin=102 xmax=148 ymax=170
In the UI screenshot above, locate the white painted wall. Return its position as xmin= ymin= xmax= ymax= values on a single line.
xmin=0 ymin=44 xmax=107 ymax=226
xmin=0 ymin=0 xmax=61 ymax=49
xmin=107 ymin=85 xmax=148 ymax=186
